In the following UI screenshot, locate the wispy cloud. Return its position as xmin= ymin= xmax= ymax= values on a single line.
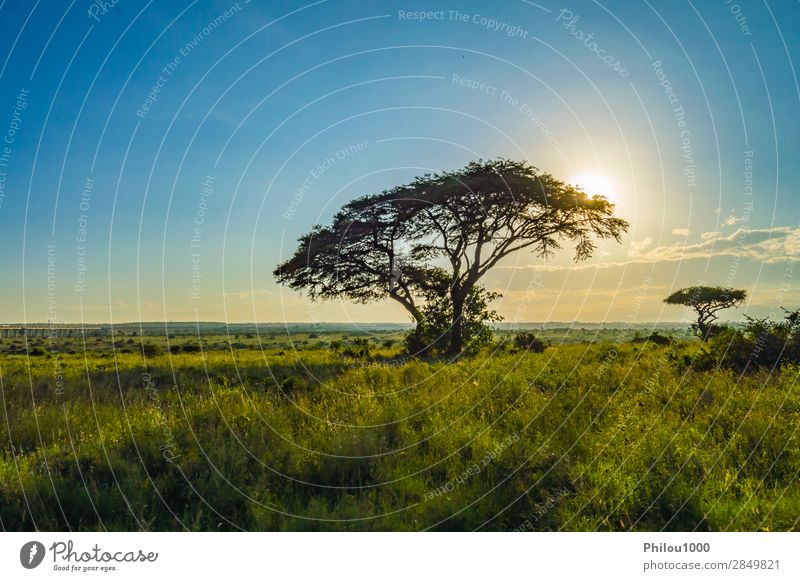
xmin=723 ymin=214 xmax=744 ymax=226
xmin=635 ymin=227 xmax=800 ymax=264
xmin=502 ymin=227 xmax=800 ymax=272
xmin=672 ymin=228 xmax=690 ymax=236
xmin=628 ymin=236 xmax=653 ymax=256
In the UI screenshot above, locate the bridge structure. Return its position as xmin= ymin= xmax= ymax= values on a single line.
xmin=0 ymin=325 xmax=105 ymax=337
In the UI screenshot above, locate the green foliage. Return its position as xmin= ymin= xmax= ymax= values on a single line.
xmin=341 ymin=337 xmax=372 ymax=360
xmin=2 ymin=337 xmax=798 ymax=531
xmin=141 ymin=342 xmax=164 ymax=357
xmin=664 ymin=286 xmax=747 ymax=340
xmin=404 ymin=270 xmax=501 ymax=357
xmin=511 ymin=332 xmax=547 ymax=353
xmin=275 ymin=159 xmax=628 ymax=354
xmin=632 ymin=332 xmax=674 ymax=346
xmin=706 ymin=309 xmax=800 ymax=372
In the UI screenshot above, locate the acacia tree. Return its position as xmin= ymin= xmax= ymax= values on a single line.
xmin=274 ymin=159 xmax=629 ymax=356
xmin=663 ymin=286 xmax=747 ymax=341
xmin=273 ymin=188 xmax=421 ymax=319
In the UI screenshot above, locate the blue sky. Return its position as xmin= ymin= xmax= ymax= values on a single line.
xmin=0 ymin=0 xmax=798 ymax=324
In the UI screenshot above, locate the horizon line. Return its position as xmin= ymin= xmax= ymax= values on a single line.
xmin=0 ymin=320 xmax=693 ymax=326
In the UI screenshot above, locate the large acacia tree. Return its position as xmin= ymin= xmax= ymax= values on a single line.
xmin=274 ymin=159 xmax=629 ymax=355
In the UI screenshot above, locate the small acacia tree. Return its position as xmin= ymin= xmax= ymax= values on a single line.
xmin=664 ymin=286 xmax=747 ymax=341
xmin=274 ymin=159 xmax=629 ymax=356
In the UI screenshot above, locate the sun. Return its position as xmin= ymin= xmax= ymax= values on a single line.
xmin=569 ymin=173 xmax=616 ymax=203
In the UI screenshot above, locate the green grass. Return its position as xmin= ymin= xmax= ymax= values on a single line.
xmin=1 ymin=336 xmax=798 ymax=531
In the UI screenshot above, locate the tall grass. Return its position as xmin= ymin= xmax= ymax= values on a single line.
xmin=1 ymin=340 xmax=798 ymax=531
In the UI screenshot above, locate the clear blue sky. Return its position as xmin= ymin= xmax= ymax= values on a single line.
xmin=0 ymin=0 xmax=798 ymax=324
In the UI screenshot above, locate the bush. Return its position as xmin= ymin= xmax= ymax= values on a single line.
xmin=708 ymin=309 xmax=800 ymax=372
xmin=280 ymin=376 xmax=304 ymax=392
xmin=141 ymin=343 xmax=164 ymax=357
xmin=632 ymin=332 xmax=673 ymax=346
xmin=512 ymin=332 xmax=547 ymax=353
xmin=403 ymin=272 xmax=501 ymax=358
xmin=28 ymin=346 xmax=48 ymax=356
xmin=404 ymin=321 xmax=450 ymax=357
xmin=341 ymin=338 xmax=371 ymax=360
xmin=405 ymin=310 xmax=496 ymax=358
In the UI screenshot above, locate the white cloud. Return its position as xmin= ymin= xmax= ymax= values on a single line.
xmin=672 ymin=228 xmax=690 ymax=236
xmin=627 ymin=236 xmax=653 ymax=257
xmin=633 ymin=227 xmax=800 ymax=265
xmin=501 ymin=227 xmax=800 ymax=271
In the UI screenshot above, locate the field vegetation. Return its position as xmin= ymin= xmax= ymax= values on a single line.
xmin=1 ymin=329 xmax=798 ymax=531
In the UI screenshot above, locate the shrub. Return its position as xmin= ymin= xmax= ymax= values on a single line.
xmin=632 ymin=332 xmax=673 ymax=346
xmin=708 ymin=309 xmax=800 ymax=372
xmin=280 ymin=376 xmax=304 ymax=392
xmin=512 ymin=332 xmax=547 ymax=353
xmin=141 ymin=343 xmax=164 ymax=357
xmin=352 ymin=338 xmax=372 ymax=357
xmin=28 ymin=346 xmax=48 ymax=356
xmin=341 ymin=339 xmax=372 ymax=360
xmin=402 ymin=271 xmax=501 ymax=358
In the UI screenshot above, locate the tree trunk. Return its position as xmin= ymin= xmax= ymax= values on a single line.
xmin=447 ymin=293 xmax=465 ymax=356
xmin=697 ymin=313 xmax=713 ymax=342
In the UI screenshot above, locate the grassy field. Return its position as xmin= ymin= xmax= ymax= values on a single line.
xmin=1 ymin=331 xmax=798 ymax=531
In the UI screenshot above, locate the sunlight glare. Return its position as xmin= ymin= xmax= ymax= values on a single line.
xmin=570 ymin=173 xmax=617 ymax=204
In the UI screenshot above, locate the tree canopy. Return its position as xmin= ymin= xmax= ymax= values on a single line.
xmin=274 ymin=159 xmax=629 ymax=356
xmin=664 ymin=285 xmax=747 ymax=340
